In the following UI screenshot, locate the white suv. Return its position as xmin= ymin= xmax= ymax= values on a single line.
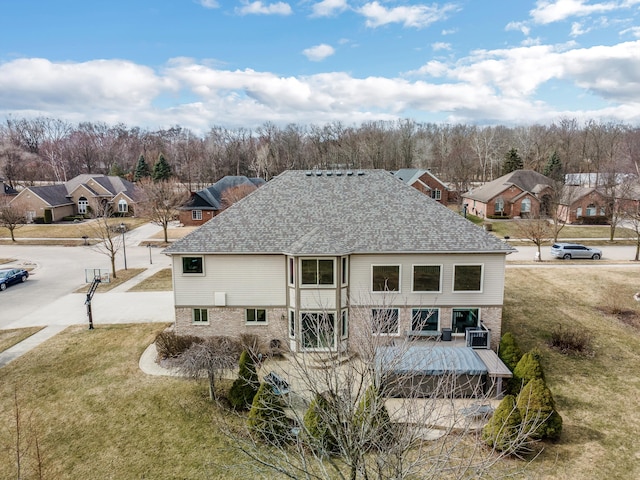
xmin=550 ymin=243 xmax=602 ymax=260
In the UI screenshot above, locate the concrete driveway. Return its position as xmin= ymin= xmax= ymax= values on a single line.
xmin=0 ymin=222 xmax=174 ymax=330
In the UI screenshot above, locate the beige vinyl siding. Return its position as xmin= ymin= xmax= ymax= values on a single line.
xmin=288 ymin=287 xmax=297 ymax=308
xmin=349 ymin=253 xmax=506 ymax=307
xmin=173 ymin=254 xmax=286 ymax=307
xmin=299 ymin=289 xmax=336 ymax=309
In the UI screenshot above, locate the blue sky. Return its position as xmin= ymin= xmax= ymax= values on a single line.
xmin=1 ymin=0 xmax=640 ymax=132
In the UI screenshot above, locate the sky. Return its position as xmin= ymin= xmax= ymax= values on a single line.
xmin=1 ymin=0 xmax=640 ymax=133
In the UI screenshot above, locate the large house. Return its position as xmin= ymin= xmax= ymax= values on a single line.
xmin=393 ymin=169 xmax=451 ymax=204
xmin=10 ymin=174 xmax=138 ymax=222
xmin=462 ymin=170 xmax=553 ymax=219
xmin=178 ymin=176 xmax=265 ymax=226
xmin=165 ymin=170 xmax=514 ymax=362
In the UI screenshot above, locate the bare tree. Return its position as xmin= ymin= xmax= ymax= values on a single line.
xmin=136 ymin=178 xmax=190 ymax=243
xmin=0 ymin=196 xmax=26 ymax=241
xmin=81 ymin=201 xmax=124 ymax=279
xmin=513 ymin=217 xmax=553 ymax=260
xmin=174 ymin=336 xmax=242 ymax=401
xmin=221 ymin=183 xmax=258 ymax=210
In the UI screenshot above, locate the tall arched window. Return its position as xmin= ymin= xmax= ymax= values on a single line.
xmin=78 ymin=197 xmax=88 ymax=214
xmin=494 ymin=197 xmax=504 ymax=214
xmin=118 ymin=199 xmax=128 ymax=213
xmin=586 ymin=203 xmax=596 ymax=216
xmin=521 ymin=197 xmax=531 ymax=213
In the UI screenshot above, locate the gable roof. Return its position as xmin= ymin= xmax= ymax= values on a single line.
xmin=393 ymin=169 xmax=447 ymax=189
xmin=165 ymin=170 xmax=513 ymax=256
xmin=463 ymin=170 xmax=552 ymax=203
xmin=183 ymin=176 xmax=266 ymax=211
xmin=66 ymin=174 xmax=138 ymax=200
xmin=23 ymin=184 xmax=73 ymax=207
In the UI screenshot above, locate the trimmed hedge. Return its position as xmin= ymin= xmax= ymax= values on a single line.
xmin=154 ymin=331 xmax=203 ymax=359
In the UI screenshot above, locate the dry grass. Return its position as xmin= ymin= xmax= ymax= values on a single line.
xmin=127 ymin=268 xmax=173 ymax=291
xmin=74 ymin=268 xmax=145 ymax=293
xmin=489 ymin=221 xmax=635 ymax=242
xmin=150 ymin=226 xmax=198 ymax=240
xmin=0 ymin=258 xmax=15 ymax=264
xmin=0 ymin=218 xmax=148 ymax=240
xmin=0 ymin=327 xmax=44 ymax=353
xmin=501 ymin=267 xmax=640 ymax=479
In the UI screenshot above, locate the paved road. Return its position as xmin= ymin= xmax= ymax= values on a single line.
xmin=0 ymin=222 xmax=174 ymax=330
xmin=505 ymin=243 xmax=639 ymax=263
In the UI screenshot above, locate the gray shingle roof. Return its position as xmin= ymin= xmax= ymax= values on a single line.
xmin=462 ymin=170 xmax=552 ymax=203
xmin=164 ymin=170 xmax=513 ymax=256
xmin=28 ymin=185 xmax=73 ymax=206
xmin=183 ymin=176 xmax=266 ymax=210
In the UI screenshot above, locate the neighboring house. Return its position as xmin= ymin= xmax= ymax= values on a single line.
xmin=565 ymin=172 xmax=631 ymax=187
xmin=178 ymin=176 xmax=266 ymax=226
xmin=164 ymin=170 xmax=514 ymax=394
xmin=393 ymin=169 xmax=451 ymax=204
xmin=462 ymin=170 xmax=553 ymax=219
xmin=556 ymin=186 xmax=609 ymax=224
xmin=10 ymin=174 xmax=138 ymax=222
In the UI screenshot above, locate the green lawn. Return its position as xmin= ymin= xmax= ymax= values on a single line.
xmin=1 ymin=268 xmax=640 ymax=479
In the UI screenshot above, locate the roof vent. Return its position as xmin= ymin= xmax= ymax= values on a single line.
xmin=336 ymin=171 xmax=342 ymax=176
xmin=326 ymin=171 xmax=333 ymax=176
xmin=315 ymin=171 xmax=322 ymax=176
xmin=357 ymin=171 xmax=365 ymax=176
xmin=305 ymin=171 xmax=312 ymax=176
xmin=346 ymin=171 xmax=353 ymax=176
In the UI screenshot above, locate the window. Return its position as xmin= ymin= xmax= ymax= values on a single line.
xmin=301 ymin=312 xmax=336 ymax=349
xmin=192 ymin=209 xmax=202 ymax=221
xmin=431 ymin=189 xmax=442 ymax=200
xmin=193 ymin=308 xmax=208 ymax=324
xmin=371 ymin=309 xmax=399 ymax=335
xmin=586 ymin=204 xmax=596 ymax=216
xmin=453 ymin=265 xmax=483 ymax=292
xmin=372 ymin=265 xmax=400 ymax=292
xmin=576 ymin=207 xmax=582 ymax=217
xmin=301 ymin=259 xmax=334 ymax=286
xmin=452 ymin=308 xmax=479 ymax=334
xmin=78 ymin=197 xmax=88 ymax=214
xmin=412 ymin=265 xmax=441 ymax=292
xmin=341 ymin=257 xmax=348 ymax=285
xmin=341 ymin=310 xmax=349 ymax=339
xmin=288 ymin=257 xmax=295 ymax=286
xmin=246 ymin=309 xmax=267 ymax=323
xmin=118 ymin=199 xmax=128 ymax=213
xmin=495 ymin=197 xmax=504 ymax=213
xmin=411 ymin=309 xmax=439 ymax=332
xmin=182 ymin=257 xmax=203 ymax=274
xmin=521 ymin=197 xmax=531 ymax=213
xmin=289 ymin=310 xmax=295 ymax=338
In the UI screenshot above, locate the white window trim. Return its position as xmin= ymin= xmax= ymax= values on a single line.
xmin=300 ymin=311 xmax=337 ymax=351
xmin=181 ymin=256 xmax=205 ymax=276
xmin=521 ymin=197 xmax=531 ymax=213
xmin=371 ymin=264 xmax=402 ymax=293
xmin=411 ymin=308 xmax=440 ymax=332
xmin=452 ymin=263 xmax=484 ymax=293
xmin=192 ymin=308 xmax=209 ymax=324
xmin=245 ymin=308 xmax=268 ymax=325
xmin=118 ymin=199 xmax=128 ymax=213
xmin=432 ymin=189 xmax=442 ymax=200
xmin=299 ymin=258 xmax=336 ymax=288
xmin=411 ymin=264 xmax=443 ymax=293
xmin=371 ymin=308 xmax=400 ymax=336
xmin=192 ymin=209 xmax=203 ymax=221
xmin=341 ymin=256 xmax=348 ymax=286
xmin=341 ymin=309 xmax=349 ymax=339
xmin=451 ymin=307 xmax=481 ymax=336
xmin=289 ymin=309 xmax=295 ymax=339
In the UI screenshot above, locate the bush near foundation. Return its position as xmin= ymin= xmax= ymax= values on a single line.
xmin=499 ymin=332 xmax=523 ymax=371
xmin=155 ymin=331 xmax=203 ymax=359
xmin=516 ymin=378 xmax=562 ymax=440
xmin=228 ymin=350 xmax=259 ymax=410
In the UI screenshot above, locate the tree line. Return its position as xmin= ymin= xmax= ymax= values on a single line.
xmin=2 ymin=117 xmax=640 ymax=194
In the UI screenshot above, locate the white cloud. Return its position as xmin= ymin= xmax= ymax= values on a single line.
xmin=620 ymin=26 xmax=640 ymax=37
xmin=311 ymin=0 xmax=348 ymax=17
xmin=302 ymin=44 xmax=336 ymax=61
xmin=570 ymin=21 xmax=590 ymax=36
xmin=505 ymin=21 xmax=531 ymax=36
xmin=198 ymin=0 xmax=219 ymax=8
xmin=432 ymin=42 xmax=451 ymax=51
xmin=530 ymin=0 xmax=627 ymax=24
xmin=236 ymin=1 xmax=292 ymax=16
xmin=358 ymin=1 xmax=458 ymax=29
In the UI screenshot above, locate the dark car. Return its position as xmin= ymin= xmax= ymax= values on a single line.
xmin=0 ymin=268 xmax=29 ymax=291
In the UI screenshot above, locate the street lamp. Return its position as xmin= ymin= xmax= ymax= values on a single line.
xmin=119 ymin=223 xmax=128 ymax=270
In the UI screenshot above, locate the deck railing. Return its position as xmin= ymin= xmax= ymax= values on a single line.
xmin=465 ymin=324 xmax=491 ymax=349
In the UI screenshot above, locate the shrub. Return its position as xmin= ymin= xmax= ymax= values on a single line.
xmin=228 ymin=350 xmax=259 ymax=410
xmin=549 ymin=326 xmax=593 ymax=355
xmin=355 ymin=385 xmax=394 ymax=450
xmin=154 ymin=331 xmax=203 ymax=359
xmin=248 ymin=382 xmax=290 ymax=445
xmin=499 ymin=332 xmax=523 ymax=372
xmin=482 ymin=395 xmax=523 ymax=453
xmin=303 ymin=393 xmax=340 ymax=455
xmin=516 ymin=378 xmax=562 ymax=440
xmin=511 ymin=349 xmax=545 ymax=394
xmin=239 ymin=333 xmax=265 ymax=361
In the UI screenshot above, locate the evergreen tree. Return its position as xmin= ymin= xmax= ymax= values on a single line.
xmin=543 ymin=151 xmax=564 ymax=182
xmin=354 ymin=384 xmax=394 ymax=449
xmin=303 ymin=393 xmax=340 ymax=455
xmin=108 ymin=162 xmax=126 ymax=178
xmin=503 ymin=148 xmax=523 ymax=175
xmin=152 ymin=153 xmax=172 ymax=181
xmin=499 ymin=332 xmax=523 ymax=372
xmin=248 ymin=382 xmax=290 ymax=444
xmin=482 ymin=394 xmax=523 ymax=452
xmin=516 ymin=378 xmax=563 ymax=440
xmin=133 ymin=154 xmax=150 ymax=181
xmin=512 ymin=349 xmax=545 ymax=395
xmin=228 ymin=350 xmax=259 ymax=410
